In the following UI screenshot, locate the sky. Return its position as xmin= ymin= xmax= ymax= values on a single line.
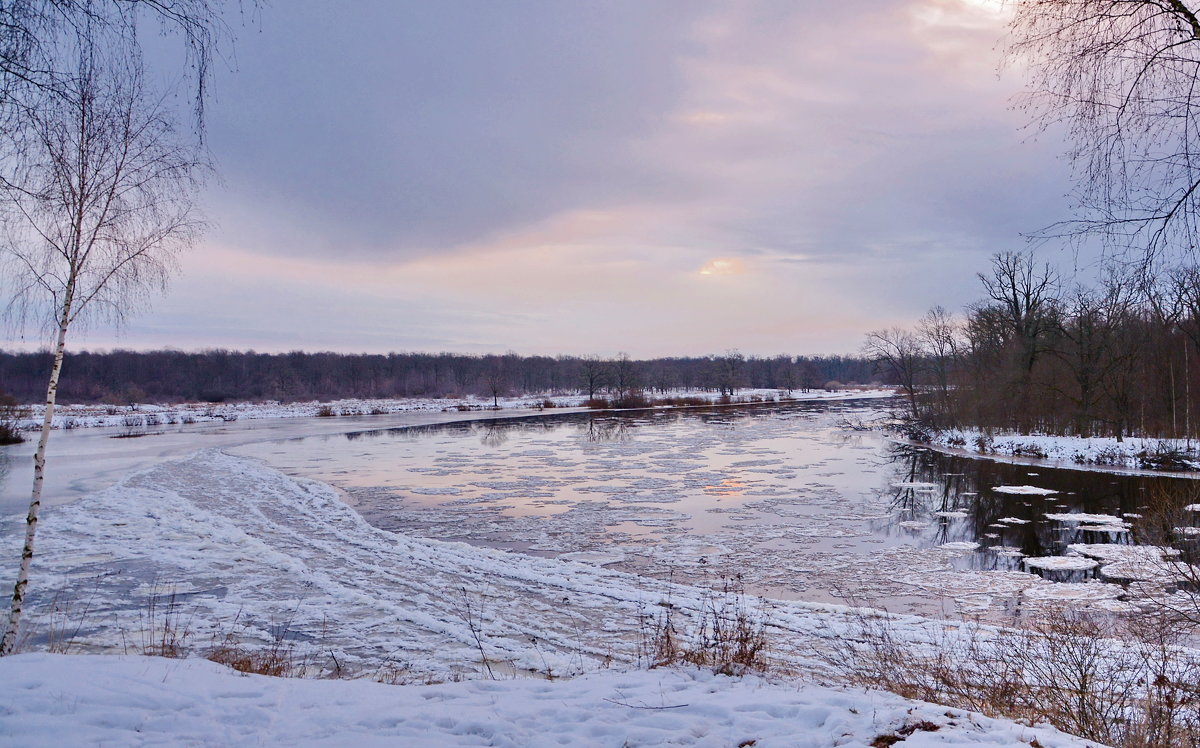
xmin=4 ymin=0 xmax=1081 ymax=358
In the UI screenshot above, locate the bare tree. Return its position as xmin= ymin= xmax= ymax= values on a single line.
xmin=977 ymin=251 xmax=1060 ymax=428
xmin=0 ymin=0 xmax=234 ymax=127
xmin=0 ymin=23 xmax=206 ymax=654
xmin=578 ymin=355 xmax=607 ymax=400
xmin=482 ymin=357 xmax=508 ymax=408
xmin=1052 ymin=269 xmax=1142 ymax=437
xmin=863 ymin=327 xmax=926 ymax=419
xmin=916 ymin=306 xmax=959 ymax=411
xmin=713 ymin=349 xmax=745 ymax=397
xmin=609 ymin=352 xmax=641 ymax=401
xmin=1008 ymin=0 xmax=1200 ymax=268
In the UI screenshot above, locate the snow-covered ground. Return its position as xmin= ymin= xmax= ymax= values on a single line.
xmin=926 ymin=428 xmax=1200 ymax=473
xmin=14 ymin=388 xmax=895 ymax=432
xmin=0 ymin=653 xmax=1101 ymax=747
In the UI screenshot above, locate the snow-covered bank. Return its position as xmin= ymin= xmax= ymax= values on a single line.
xmin=0 ymin=654 xmax=1099 ymax=748
xmin=13 ymin=388 xmax=894 ymax=432
xmin=924 ymin=428 xmax=1200 ymax=474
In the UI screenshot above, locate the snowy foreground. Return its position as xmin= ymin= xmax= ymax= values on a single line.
xmin=0 ymin=653 xmax=1099 ymax=747
xmin=16 ymin=388 xmax=894 ymax=432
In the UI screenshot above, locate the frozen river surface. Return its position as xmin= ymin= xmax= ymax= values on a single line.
xmin=231 ymin=400 xmax=1181 ymax=619
xmin=0 ymin=397 xmax=1189 ymax=674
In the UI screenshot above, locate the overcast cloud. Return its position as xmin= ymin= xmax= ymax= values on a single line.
xmin=4 ymin=0 xmax=1082 ymax=357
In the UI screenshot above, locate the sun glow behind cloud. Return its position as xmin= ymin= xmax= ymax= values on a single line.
xmin=698 ymin=257 xmax=746 ymax=276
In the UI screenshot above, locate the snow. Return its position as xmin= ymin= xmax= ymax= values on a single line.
xmin=991 ymin=485 xmax=1058 ymax=495
xmin=1066 ymin=543 xmax=1179 ymax=563
xmin=1043 ymin=512 xmax=1128 ymax=527
xmin=0 ymin=654 xmax=1099 ymax=748
xmin=1022 ymin=556 xmax=1099 ymax=572
xmin=926 ymin=429 xmax=1200 ymax=474
xmin=15 ymin=388 xmax=897 ymax=433
xmin=938 ymin=541 xmax=980 ymax=551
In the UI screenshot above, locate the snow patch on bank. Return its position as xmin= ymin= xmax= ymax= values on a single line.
xmin=17 ymin=389 xmax=896 ymax=432
xmin=928 ymin=429 xmax=1200 ymax=473
xmin=0 ymin=653 xmax=1099 ymax=747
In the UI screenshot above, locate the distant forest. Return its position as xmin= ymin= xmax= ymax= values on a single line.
xmin=0 ymin=350 xmax=879 ymax=404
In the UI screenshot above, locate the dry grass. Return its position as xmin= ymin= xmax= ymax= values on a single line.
xmin=206 ymin=635 xmax=299 ymax=677
xmin=816 ymin=606 xmax=1200 ymax=748
xmin=639 ymin=579 xmax=770 ymax=676
xmin=137 ymin=587 xmax=193 ymax=658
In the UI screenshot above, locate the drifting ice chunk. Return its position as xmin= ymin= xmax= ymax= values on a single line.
xmin=1023 ymin=556 xmax=1099 ymax=571
xmin=1101 ymin=559 xmax=1199 ymax=583
xmin=557 ymin=551 xmax=626 ymax=566
xmin=939 ymin=541 xmax=980 ymax=551
xmin=1067 ymin=544 xmax=1178 ymax=563
xmin=1044 ymin=512 xmax=1127 ymax=526
xmin=993 ymin=485 xmax=1058 ymax=495
xmin=1023 ymin=581 xmax=1122 ymax=603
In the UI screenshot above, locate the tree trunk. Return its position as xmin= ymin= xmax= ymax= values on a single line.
xmin=1 ymin=312 xmax=70 ymax=655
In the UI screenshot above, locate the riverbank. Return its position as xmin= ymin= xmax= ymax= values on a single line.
xmin=919 ymin=427 xmax=1200 ymax=475
xmin=10 ymin=387 xmax=895 ymax=432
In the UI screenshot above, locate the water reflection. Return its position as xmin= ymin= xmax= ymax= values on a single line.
xmin=883 ymin=444 xmax=1172 ymax=580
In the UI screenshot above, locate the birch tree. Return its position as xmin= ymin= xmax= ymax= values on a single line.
xmin=0 ymin=0 xmax=231 ymax=125
xmin=0 ymin=23 xmax=205 ymax=655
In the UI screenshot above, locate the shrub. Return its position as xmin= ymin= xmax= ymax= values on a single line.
xmin=611 ymin=392 xmax=650 ymax=409
xmin=816 ymin=607 xmax=1200 ymax=747
xmin=639 ymin=580 xmax=769 ymax=676
xmin=0 ymin=393 xmax=25 ymax=445
xmin=207 ymin=636 xmax=297 ymax=678
xmin=316 ymin=405 xmax=335 ymax=417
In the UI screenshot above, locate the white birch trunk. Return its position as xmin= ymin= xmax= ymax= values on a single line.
xmin=1 ymin=301 xmax=72 ymax=655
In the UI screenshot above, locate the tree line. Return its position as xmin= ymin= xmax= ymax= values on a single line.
xmin=0 ymin=349 xmax=877 ymax=405
xmin=865 ymin=251 xmax=1200 ymax=441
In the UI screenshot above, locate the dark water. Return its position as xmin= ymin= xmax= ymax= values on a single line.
xmin=888 ymin=445 xmax=1181 ymax=578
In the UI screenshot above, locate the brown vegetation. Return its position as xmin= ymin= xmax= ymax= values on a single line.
xmin=818 ymin=606 xmax=1200 ymax=748
xmin=869 ymin=250 xmax=1200 ymax=445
